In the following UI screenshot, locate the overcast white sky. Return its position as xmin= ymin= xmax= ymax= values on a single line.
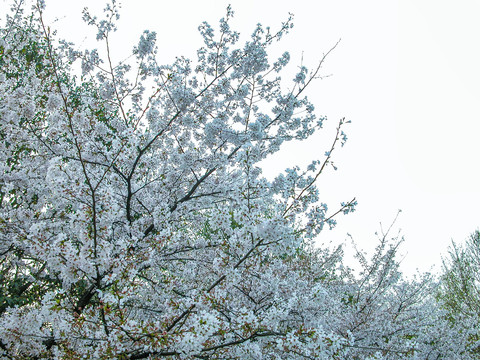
xmin=2 ymin=0 xmax=479 ymax=276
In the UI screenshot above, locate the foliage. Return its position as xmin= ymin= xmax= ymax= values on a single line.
xmin=438 ymin=230 xmax=480 ymax=356
xmin=0 ymin=0 xmax=476 ymax=358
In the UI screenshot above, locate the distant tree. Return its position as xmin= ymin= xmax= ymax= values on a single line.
xmin=440 ymin=230 xmax=480 ymax=316
xmin=0 ymin=0 xmax=475 ymax=358
xmin=438 ymin=230 xmax=480 ymax=356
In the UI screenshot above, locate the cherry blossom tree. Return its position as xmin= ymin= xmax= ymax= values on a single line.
xmin=0 ymin=0 xmax=475 ymax=358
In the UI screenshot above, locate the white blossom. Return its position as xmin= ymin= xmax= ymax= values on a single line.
xmin=0 ymin=2 xmax=474 ymax=359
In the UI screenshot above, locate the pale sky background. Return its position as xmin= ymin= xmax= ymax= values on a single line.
xmin=1 ymin=0 xmax=479 ymax=276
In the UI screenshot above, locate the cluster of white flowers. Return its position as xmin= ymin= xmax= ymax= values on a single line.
xmin=0 ymin=1 xmax=477 ymax=359
xmin=135 ymin=30 xmax=157 ymax=59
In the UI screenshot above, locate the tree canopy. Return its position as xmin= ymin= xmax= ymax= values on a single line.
xmin=0 ymin=1 xmax=477 ymax=359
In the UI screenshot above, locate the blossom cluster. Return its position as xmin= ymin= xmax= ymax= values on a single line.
xmin=0 ymin=1 xmax=476 ymax=359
